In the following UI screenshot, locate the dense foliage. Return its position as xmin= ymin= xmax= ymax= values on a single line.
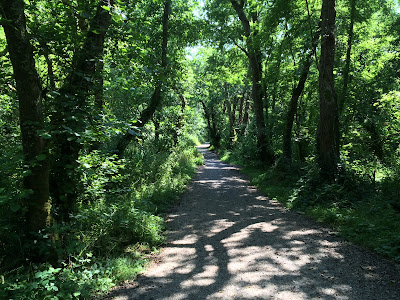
xmin=1 ymin=0 xmax=400 ymax=298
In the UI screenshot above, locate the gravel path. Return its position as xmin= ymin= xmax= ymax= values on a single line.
xmin=106 ymin=144 xmax=400 ymax=300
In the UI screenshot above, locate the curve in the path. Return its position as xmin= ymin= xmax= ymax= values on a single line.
xmin=107 ymin=144 xmax=400 ymax=300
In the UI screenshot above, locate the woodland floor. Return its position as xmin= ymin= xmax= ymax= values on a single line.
xmin=105 ymin=144 xmax=400 ymax=300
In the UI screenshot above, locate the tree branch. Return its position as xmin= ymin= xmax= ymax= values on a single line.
xmin=231 ymin=37 xmax=248 ymax=56
xmin=230 ymin=0 xmax=251 ymax=37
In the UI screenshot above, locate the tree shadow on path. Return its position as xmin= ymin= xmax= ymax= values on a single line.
xmin=106 ymin=144 xmax=400 ymax=300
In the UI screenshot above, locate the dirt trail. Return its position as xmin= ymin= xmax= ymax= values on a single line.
xmin=106 ymin=144 xmax=400 ymax=299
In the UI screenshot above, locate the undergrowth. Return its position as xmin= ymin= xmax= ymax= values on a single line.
xmin=0 ymin=136 xmax=203 ymax=299
xmin=220 ymin=150 xmax=400 ymax=264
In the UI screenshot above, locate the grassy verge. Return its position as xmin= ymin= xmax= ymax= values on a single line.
xmin=220 ymin=150 xmax=400 ymax=264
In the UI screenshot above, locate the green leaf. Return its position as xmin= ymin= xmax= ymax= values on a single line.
xmin=21 ymin=189 xmax=33 ymax=198
xmin=38 ymin=131 xmax=52 ymax=139
xmin=36 ymin=154 xmax=47 ymax=161
xmin=101 ymin=5 xmax=111 ymax=11
xmin=112 ymin=13 xmax=123 ymax=22
xmin=10 ymin=202 xmax=21 ymax=212
xmin=22 ymin=170 xmax=32 ymax=177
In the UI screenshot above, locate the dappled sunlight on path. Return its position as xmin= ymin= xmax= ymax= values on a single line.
xmin=106 ymin=144 xmax=400 ymax=300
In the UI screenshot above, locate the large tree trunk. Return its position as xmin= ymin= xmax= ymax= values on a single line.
xmin=50 ymin=0 xmax=113 ymax=221
xmin=317 ymin=0 xmax=340 ymax=181
xmin=0 ymin=0 xmax=51 ymax=234
xmin=282 ymin=24 xmax=321 ymax=162
xmin=116 ymin=0 xmax=170 ymax=156
xmin=230 ymin=0 xmax=273 ymax=164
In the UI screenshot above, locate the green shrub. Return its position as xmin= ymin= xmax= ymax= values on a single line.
xmin=1 ymin=133 xmax=203 ymax=299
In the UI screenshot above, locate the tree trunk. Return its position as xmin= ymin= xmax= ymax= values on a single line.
xmin=317 ymin=0 xmax=340 ymax=181
xmin=231 ymin=95 xmax=238 ymax=138
xmin=240 ymin=89 xmax=251 ymax=136
xmin=282 ymin=24 xmax=321 ymax=162
xmin=0 ymin=0 xmax=51 ymax=234
xmin=116 ymin=0 xmax=170 ymax=156
xmin=238 ymin=91 xmax=244 ymax=126
xmin=230 ymin=0 xmax=273 ymax=164
xmin=50 ymin=0 xmax=113 ymax=221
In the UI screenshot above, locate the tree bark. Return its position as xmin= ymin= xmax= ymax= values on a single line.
xmin=230 ymin=0 xmax=273 ymax=164
xmin=0 ymin=0 xmax=51 ymax=234
xmin=239 ymin=88 xmax=251 ymax=135
xmin=153 ymin=115 xmax=160 ymax=145
xmin=282 ymin=24 xmax=321 ymax=162
xmin=238 ymin=91 xmax=244 ymax=126
xmin=317 ymin=0 xmax=340 ymax=181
